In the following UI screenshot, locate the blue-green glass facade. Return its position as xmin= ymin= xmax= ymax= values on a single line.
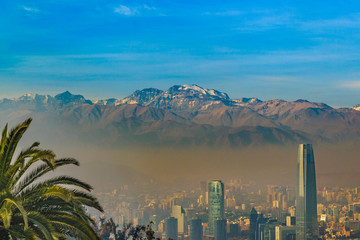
xmin=296 ymin=144 xmax=318 ymax=240
xmin=189 ymin=219 xmax=202 ymax=240
xmin=214 ymin=219 xmax=227 ymax=240
xmin=166 ymin=217 xmax=178 ymax=240
xmin=208 ymin=180 xmax=224 ymax=236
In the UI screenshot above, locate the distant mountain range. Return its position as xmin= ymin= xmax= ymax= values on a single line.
xmin=1 ymin=84 xmax=360 ymax=147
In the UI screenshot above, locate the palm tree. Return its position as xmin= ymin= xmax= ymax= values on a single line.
xmin=0 ymin=118 xmax=103 ymax=239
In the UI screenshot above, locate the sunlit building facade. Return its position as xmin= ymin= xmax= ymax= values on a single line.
xmin=171 ymin=205 xmax=186 ymax=233
xmin=296 ymin=144 xmax=318 ymax=240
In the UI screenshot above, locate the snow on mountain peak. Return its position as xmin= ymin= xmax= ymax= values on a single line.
xmin=171 ymin=84 xmax=230 ymax=100
xmin=179 ymin=84 xmax=207 ymax=94
xmin=351 ymin=104 xmax=360 ymax=111
xmin=233 ymin=97 xmax=262 ymax=105
xmin=19 ymin=93 xmax=36 ymax=100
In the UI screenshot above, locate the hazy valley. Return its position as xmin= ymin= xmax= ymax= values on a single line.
xmin=1 ymin=84 xmax=359 ymax=190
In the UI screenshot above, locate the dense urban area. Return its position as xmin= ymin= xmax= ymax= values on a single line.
xmin=93 ymin=178 xmax=360 ymax=240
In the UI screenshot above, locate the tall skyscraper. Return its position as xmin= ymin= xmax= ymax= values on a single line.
xmin=255 ymin=214 xmax=268 ymax=240
xmin=250 ymin=208 xmax=258 ymax=240
xmin=172 ymin=205 xmax=186 ymax=233
xmin=208 ymin=180 xmax=225 ymax=236
xmin=166 ymin=217 xmax=178 ymax=240
xmin=296 ymin=144 xmax=318 ymax=240
xmin=189 ymin=219 xmax=202 ymax=240
xmin=214 ymin=219 xmax=227 ymax=240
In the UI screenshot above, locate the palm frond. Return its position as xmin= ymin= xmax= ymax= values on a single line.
xmin=2 ymin=197 xmax=28 ymax=230
xmin=0 ymin=119 xmax=101 ymax=239
xmin=28 ymin=212 xmax=56 ymax=240
xmin=0 ymin=118 xmax=32 ymax=176
xmin=50 ymin=214 xmax=100 ymax=240
xmin=7 ymin=224 xmax=37 ymax=240
xmin=0 ymin=124 xmax=8 ymax=159
xmin=72 ymin=191 xmax=104 ymax=212
xmin=14 ymin=158 xmax=79 ymax=195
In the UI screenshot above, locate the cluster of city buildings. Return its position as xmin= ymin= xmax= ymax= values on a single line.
xmin=94 ymin=144 xmax=360 ymax=240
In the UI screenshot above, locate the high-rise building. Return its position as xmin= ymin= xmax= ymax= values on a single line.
xmin=257 ymin=223 xmax=266 ymax=240
xmin=189 ymin=219 xmax=202 ymax=240
xmin=172 ymin=205 xmax=186 ymax=233
xmin=215 ymin=219 xmax=227 ymax=240
xmin=349 ymin=202 xmax=360 ymax=213
xmin=250 ymin=208 xmax=258 ymax=240
xmin=296 ymin=144 xmax=318 ymax=240
xmin=208 ymin=180 xmax=225 ymax=236
xmin=286 ymin=216 xmax=296 ymax=227
xmin=263 ymin=219 xmax=278 ymax=240
xmin=166 ymin=217 xmax=178 ymax=240
xmin=275 ymin=226 xmax=296 ymax=240
xmin=227 ymin=222 xmax=240 ymax=238
xmin=255 ymin=214 xmax=268 ymax=240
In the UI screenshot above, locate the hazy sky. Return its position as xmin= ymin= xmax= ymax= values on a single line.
xmin=1 ymin=0 xmax=360 ymax=106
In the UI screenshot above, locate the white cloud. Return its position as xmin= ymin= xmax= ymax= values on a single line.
xmin=143 ymin=5 xmax=157 ymax=10
xmin=114 ymin=5 xmax=138 ymax=16
xmin=300 ymin=15 xmax=360 ymax=30
xmin=22 ymin=6 xmax=39 ymax=12
xmin=114 ymin=4 xmax=160 ymax=16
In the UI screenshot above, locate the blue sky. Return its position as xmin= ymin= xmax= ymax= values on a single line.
xmin=1 ymin=0 xmax=360 ymax=106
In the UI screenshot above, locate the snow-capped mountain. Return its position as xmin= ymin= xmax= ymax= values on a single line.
xmin=144 ymin=84 xmax=233 ymax=111
xmin=92 ymin=88 xmax=164 ymax=106
xmin=119 ymin=88 xmax=164 ymax=105
xmin=232 ymin=97 xmax=262 ymax=106
xmin=0 ymin=93 xmax=54 ymax=104
xmin=93 ymin=84 xmax=234 ymax=111
xmin=54 ymin=91 xmax=92 ymax=106
xmin=94 ymin=84 xmax=262 ymax=111
xmin=0 ymin=91 xmax=92 ymax=110
xmin=0 ymin=84 xmax=359 ymax=147
xmin=92 ymin=98 xmax=121 ymax=106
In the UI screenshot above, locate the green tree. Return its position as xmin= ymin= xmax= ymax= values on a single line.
xmin=0 ymin=118 xmax=103 ymax=239
xmin=99 ymin=219 xmax=159 ymax=240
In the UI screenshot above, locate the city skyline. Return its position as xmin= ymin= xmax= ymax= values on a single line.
xmin=94 ymin=144 xmax=359 ymax=239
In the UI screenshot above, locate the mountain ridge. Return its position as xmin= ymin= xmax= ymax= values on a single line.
xmin=4 ymin=84 xmax=353 ymax=110
xmin=0 ymin=84 xmax=359 ymax=147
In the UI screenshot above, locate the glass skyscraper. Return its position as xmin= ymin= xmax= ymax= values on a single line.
xmin=296 ymin=144 xmax=318 ymax=240
xmin=250 ymin=208 xmax=258 ymax=240
xmin=208 ymin=180 xmax=224 ymax=236
xmin=189 ymin=219 xmax=202 ymax=240
xmin=166 ymin=217 xmax=178 ymax=240
xmin=214 ymin=219 xmax=227 ymax=240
